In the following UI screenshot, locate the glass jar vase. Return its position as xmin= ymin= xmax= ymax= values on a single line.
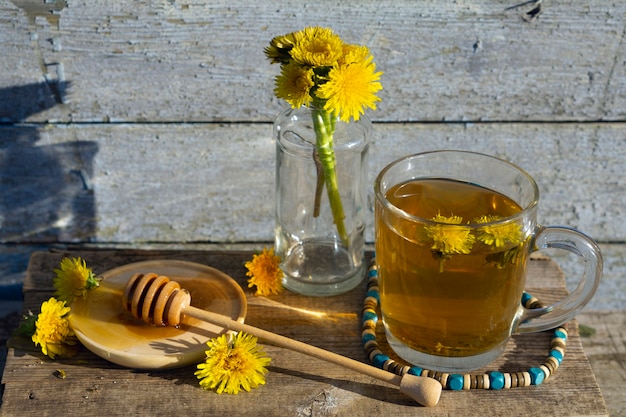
xmin=274 ymin=105 xmax=371 ymax=296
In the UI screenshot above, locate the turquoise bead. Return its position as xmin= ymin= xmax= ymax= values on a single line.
xmin=550 ymin=349 xmax=563 ymax=364
xmin=361 ymin=260 xmax=566 ymax=393
xmin=362 ymin=310 xmax=377 ymax=323
xmin=529 ymin=367 xmax=545 ymax=385
xmin=366 ymin=289 xmax=379 ymax=303
xmin=372 ymin=354 xmax=389 ymax=368
xmin=488 ymin=371 xmax=505 ymax=390
xmin=361 ymin=333 xmax=376 ymax=343
xmin=408 ymin=366 xmax=423 ymax=377
xmin=448 ymin=374 xmax=464 ymax=390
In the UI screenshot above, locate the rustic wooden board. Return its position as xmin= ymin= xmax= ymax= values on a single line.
xmin=1 ymin=0 xmax=624 ymax=123
xmin=0 ymin=1 xmax=621 ymax=413
xmin=1 ymin=250 xmax=608 ymax=416
xmin=1 ymin=122 xmax=623 ymax=245
xmin=577 ymin=311 xmax=626 ymax=417
xmin=2 ymin=242 xmax=625 ymax=313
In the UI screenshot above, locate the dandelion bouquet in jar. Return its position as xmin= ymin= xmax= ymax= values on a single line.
xmin=265 ymin=26 xmax=383 ymax=246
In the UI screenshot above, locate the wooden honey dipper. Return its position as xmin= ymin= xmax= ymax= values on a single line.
xmin=122 ymin=272 xmax=442 ymax=407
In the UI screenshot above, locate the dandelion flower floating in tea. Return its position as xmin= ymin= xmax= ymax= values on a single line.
xmin=474 ymin=215 xmax=522 ymax=248
xmin=195 ymin=332 xmax=271 ymax=394
xmin=425 ymin=213 xmax=475 ymax=256
xmin=423 ymin=212 xmax=526 ymax=271
xmin=475 ymin=215 xmax=525 ymax=269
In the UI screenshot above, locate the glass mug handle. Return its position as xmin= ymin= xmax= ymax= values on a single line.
xmin=517 ymin=226 xmax=603 ymax=333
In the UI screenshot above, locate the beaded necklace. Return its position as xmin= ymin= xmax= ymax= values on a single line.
xmin=361 ymin=259 xmax=567 ymax=390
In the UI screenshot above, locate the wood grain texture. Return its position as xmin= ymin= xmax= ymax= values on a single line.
xmin=0 ymin=1 xmax=622 ymax=414
xmin=0 ymin=0 xmax=624 ymax=123
xmin=1 ymin=122 xmax=623 ymax=244
xmin=0 ymin=250 xmax=609 ymax=416
xmin=1 ymin=242 xmax=624 ymax=314
xmin=577 ymin=311 xmax=626 ymax=417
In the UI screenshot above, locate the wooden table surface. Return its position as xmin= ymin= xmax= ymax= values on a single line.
xmin=1 ymin=249 xmax=608 ymax=416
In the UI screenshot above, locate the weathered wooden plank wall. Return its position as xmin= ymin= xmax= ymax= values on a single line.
xmin=0 ymin=0 xmax=624 ymax=309
xmin=1 ymin=0 xmax=625 ymax=122
xmin=1 ymin=122 xmax=623 ymax=243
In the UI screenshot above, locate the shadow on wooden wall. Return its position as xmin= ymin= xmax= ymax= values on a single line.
xmin=0 ymin=81 xmax=98 ymax=244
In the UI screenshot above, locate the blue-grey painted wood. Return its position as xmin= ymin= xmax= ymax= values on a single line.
xmin=0 ymin=1 xmax=624 ymax=123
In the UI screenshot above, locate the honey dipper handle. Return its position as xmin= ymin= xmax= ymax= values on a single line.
xmin=183 ymin=305 xmax=441 ymax=407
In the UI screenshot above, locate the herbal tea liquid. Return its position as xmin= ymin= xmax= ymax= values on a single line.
xmin=375 ymin=179 xmax=531 ymax=357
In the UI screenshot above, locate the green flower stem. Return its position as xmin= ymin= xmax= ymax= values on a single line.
xmin=312 ymin=150 xmax=325 ymax=218
xmin=311 ymin=104 xmax=349 ymax=247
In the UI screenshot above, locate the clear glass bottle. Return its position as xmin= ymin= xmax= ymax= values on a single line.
xmin=274 ymin=105 xmax=370 ymax=296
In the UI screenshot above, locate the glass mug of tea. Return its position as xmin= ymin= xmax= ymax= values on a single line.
xmin=374 ymin=150 xmax=602 ymax=372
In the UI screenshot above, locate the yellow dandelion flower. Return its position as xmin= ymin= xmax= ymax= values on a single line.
xmin=31 ymin=297 xmax=77 ymax=359
xmin=338 ymin=44 xmax=371 ymax=66
xmin=264 ymin=31 xmax=303 ymax=64
xmin=53 ymin=257 xmax=100 ymax=305
xmin=317 ymin=54 xmax=383 ymax=121
xmin=474 ymin=215 xmax=523 ymax=248
xmin=195 ymin=332 xmax=271 ymax=394
xmin=245 ymin=248 xmax=284 ymax=296
xmin=274 ymin=62 xmax=315 ymax=109
xmin=425 ymin=213 xmax=475 ymax=256
xmin=265 ymin=27 xmax=383 ymax=243
xmin=289 ymin=26 xmax=344 ymax=67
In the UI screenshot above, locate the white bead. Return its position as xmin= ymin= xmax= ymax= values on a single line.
xmin=504 ymin=373 xmax=512 ymax=389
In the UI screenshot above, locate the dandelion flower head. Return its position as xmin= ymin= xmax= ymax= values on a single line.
xmin=195 ymin=332 xmax=271 ymax=394
xmin=289 ymin=26 xmax=343 ymax=67
xmin=266 ymin=26 xmax=383 ymax=122
xmin=264 ymin=31 xmax=303 ymax=64
xmin=474 ymin=215 xmax=523 ymax=248
xmin=274 ymin=62 xmax=315 ymax=109
xmin=425 ymin=213 xmax=475 ymax=256
xmin=53 ymin=257 xmax=100 ymax=305
xmin=317 ymin=53 xmax=382 ymax=121
xmin=338 ymin=44 xmax=371 ymax=66
xmin=245 ymin=248 xmax=284 ymax=296
xmin=31 ymin=297 xmax=77 ymax=359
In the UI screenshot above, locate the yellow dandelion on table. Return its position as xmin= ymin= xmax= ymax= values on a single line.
xmin=53 ymin=257 xmax=100 ymax=305
xmin=274 ymin=62 xmax=315 ymax=109
xmin=289 ymin=26 xmax=344 ymax=67
xmin=317 ymin=54 xmax=383 ymax=122
xmin=31 ymin=297 xmax=77 ymax=359
xmin=474 ymin=215 xmax=523 ymax=247
xmin=245 ymin=248 xmax=284 ymax=296
xmin=195 ymin=332 xmax=271 ymax=394
xmin=425 ymin=213 xmax=475 ymax=256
